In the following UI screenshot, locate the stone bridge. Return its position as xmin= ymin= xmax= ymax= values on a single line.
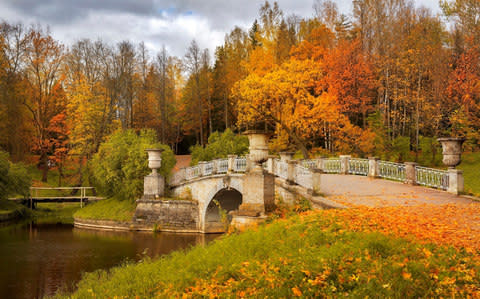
xmin=148 ymin=153 xmax=464 ymax=233
xmin=133 ymin=142 xmax=468 ymax=234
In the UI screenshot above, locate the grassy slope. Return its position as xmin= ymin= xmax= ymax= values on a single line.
xmin=54 ymin=211 xmax=480 ymax=298
xmin=73 ymin=198 xmax=136 ymax=222
xmin=459 ymin=152 xmax=480 ymax=196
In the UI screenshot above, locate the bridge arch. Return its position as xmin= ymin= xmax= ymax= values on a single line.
xmin=204 ymin=188 xmax=242 ymax=233
xmin=201 ymin=176 xmax=243 ymax=232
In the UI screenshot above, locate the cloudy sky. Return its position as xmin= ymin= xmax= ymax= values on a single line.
xmin=0 ymin=0 xmax=441 ymax=58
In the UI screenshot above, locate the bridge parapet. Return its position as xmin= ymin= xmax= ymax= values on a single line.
xmin=298 ymin=156 xmax=460 ymax=194
xmin=170 ymin=157 xmax=247 ymax=186
xmin=170 ymin=155 xmax=462 ymax=195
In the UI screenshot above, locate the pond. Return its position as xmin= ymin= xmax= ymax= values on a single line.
xmin=0 ymin=222 xmax=219 ymax=299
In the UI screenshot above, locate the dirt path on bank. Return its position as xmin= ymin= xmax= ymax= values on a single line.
xmin=174 ymin=155 xmax=191 ymax=171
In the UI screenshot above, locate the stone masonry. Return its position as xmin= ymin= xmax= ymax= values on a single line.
xmin=134 ymin=199 xmax=199 ymax=231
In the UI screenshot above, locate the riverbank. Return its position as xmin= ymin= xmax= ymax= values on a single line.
xmin=33 ymin=203 xmax=81 ymax=224
xmin=0 ymin=200 xmax=28 ymax=222
xmin=73 ymin=198 xmax=202 ymax=233
xmin=53 ymin=204 xmax=480 ymax=298
xmin=0 ymin=200 xmax=81 ymax=224
xmin=73 ymin=198 xmax=136 ymax=222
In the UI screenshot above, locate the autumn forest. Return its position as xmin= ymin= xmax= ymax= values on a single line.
xmin=0 ymin=0 xmax=479 ymax=179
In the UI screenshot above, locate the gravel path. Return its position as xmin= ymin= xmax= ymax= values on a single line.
xmin=319 ymin=174 xmax=476 ymax=207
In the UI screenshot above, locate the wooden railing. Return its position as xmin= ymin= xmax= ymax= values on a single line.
xmin=29 ymin=187 xmax=97 ymax=208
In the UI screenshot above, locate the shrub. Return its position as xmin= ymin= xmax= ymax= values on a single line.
xmin=190 ymin=129 xmax=249 ymax=165
xmin=89 ymin=129 xmax=175 ymax=201
xmin=418 ymin=136 xmax=442 ymax=166
xmin=0 ymin=151 xmax=31 ymax=199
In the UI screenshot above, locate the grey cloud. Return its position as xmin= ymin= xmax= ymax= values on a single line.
xmin=1 ymin=0 xmax=441 ymax=59
xmin=3 ymin=0 xmax=313 ymax=29
xmin=4 ymin=0 xmax=158 ymax=24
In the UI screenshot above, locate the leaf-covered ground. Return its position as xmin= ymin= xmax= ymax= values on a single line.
xmin=55 ymin=203 xmax=480 ymax=298
xmin=329 ymin=203 xmax=480 ymax=252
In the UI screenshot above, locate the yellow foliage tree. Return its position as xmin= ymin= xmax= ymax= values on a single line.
xmin=66 ymin=74 xmax=119 ymax=159
xmin=235 ymin=57 xmax=376 ymax=157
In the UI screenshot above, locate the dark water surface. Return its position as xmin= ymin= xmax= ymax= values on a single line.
xmin=0 ymin=222 xmax=218 ymax=299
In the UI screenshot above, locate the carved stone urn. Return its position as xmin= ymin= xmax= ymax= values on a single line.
xmin=437 ymin=137 xmax=465 ymax=169
xmin=244 ymin=130 xmax=269 ymax=169
xmin=146 ymin=148 xmax=164 ymax=174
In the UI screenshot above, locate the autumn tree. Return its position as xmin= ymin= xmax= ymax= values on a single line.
xmin=23 ymin=27 xmax=66 ymax=182
xmin=235 ymin=58 xmax=375 ymax=157
xmin=133 ymin=42 xmax=158 ymax=132
xmin=322 ymin=38 xmax=377 ymax=127
xmin=213 ymin=27 xmax=249 ymax=130
xmin=445 ymin=44 xmax=480 ymax=148
xmin=441 ymin=0 xmax=480 ymax=46
xmin=184 ymin=40 xmax=206 ymax=146
xmin=0 ymin=23 xmax=31 ymax=160
xmin=113 ymin=41 xmax=137 ymax=129
xmin=65 ymin=38 xmax=120 ymax=187
xmin=46 ymin=113 xmax=69 ymax=185
xmin=314 ymin=0 xmax=339 ymax=32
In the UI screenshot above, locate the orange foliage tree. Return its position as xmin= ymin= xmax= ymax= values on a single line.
xmin=234 ymin=57 xmax=376 ymax=157
xmin=446 ymin=44 xmax=480 ymax=147
xmin=46 ymin=113 xmax=69 ymax=185
xmin=322 ymin=39 xmax=377 ymax=127
xmin=23 ymin=28 xmax=66 ymax=181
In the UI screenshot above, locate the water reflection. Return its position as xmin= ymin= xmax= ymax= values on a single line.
xmin=0 ymin=222 xmax=219 ymax=299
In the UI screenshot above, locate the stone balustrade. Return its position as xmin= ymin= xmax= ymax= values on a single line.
xmin=169 ymin=155 xmax=463 ymax=195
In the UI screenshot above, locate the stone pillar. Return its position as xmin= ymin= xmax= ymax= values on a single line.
xmin=199 ymin=161 xmax=207 ymax=176
xmin=448 ymin=169 xmax=464 ymax=195
xmin=266 ymin=155 xmax=276 ymax=174
xmin=287 ymin=160 xmax=298 ymax=185
xmin=312 ymin=168 xmax=322 ymax=195
xmin=143 ymin=174 xmax=164 ymax=199
xmin=240 ymin=168 xmax=275 ymax=215
xmin=316 ymin=157 xmax=325 ymax=172
xmin=211 ymin=160 xmax=218 ymax=175
xmin=227 ymin=155 xmax=237 ymax=174
xmin=143 ymin=149 xmax=165 ymax=199
xmin=279 ymin=151 xmax=294 ymax=162
xmin=404 ymin=162 xmax=418 ymax=185
xmin=340 ymin=155 xmax=351 ymax=175
xmin=237 ymin=131 xmax=275 ymax=217
xmin=368 ymin=157 xmax=379 ymax=178
xmin=246 ymin=155 xmax=254 ymax=172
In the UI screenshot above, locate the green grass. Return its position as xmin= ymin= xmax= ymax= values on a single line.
xmin=27 ymin=164 xmax=66 ymax=187
xmin=73 ymin=198 xmax=136 ymax=222
xmin=53 ymin=211 xmax=480 ymax=298
xmin=459 ymin=152 xmax=480 ymax=197
xmin=0 ymin=199 xmax=27 ymax=216
xmin=0 ymin=200 xmax=79 ymax=223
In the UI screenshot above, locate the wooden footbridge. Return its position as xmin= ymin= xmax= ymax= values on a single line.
xmin=9 ymin=187 xmax=103 ymax=209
